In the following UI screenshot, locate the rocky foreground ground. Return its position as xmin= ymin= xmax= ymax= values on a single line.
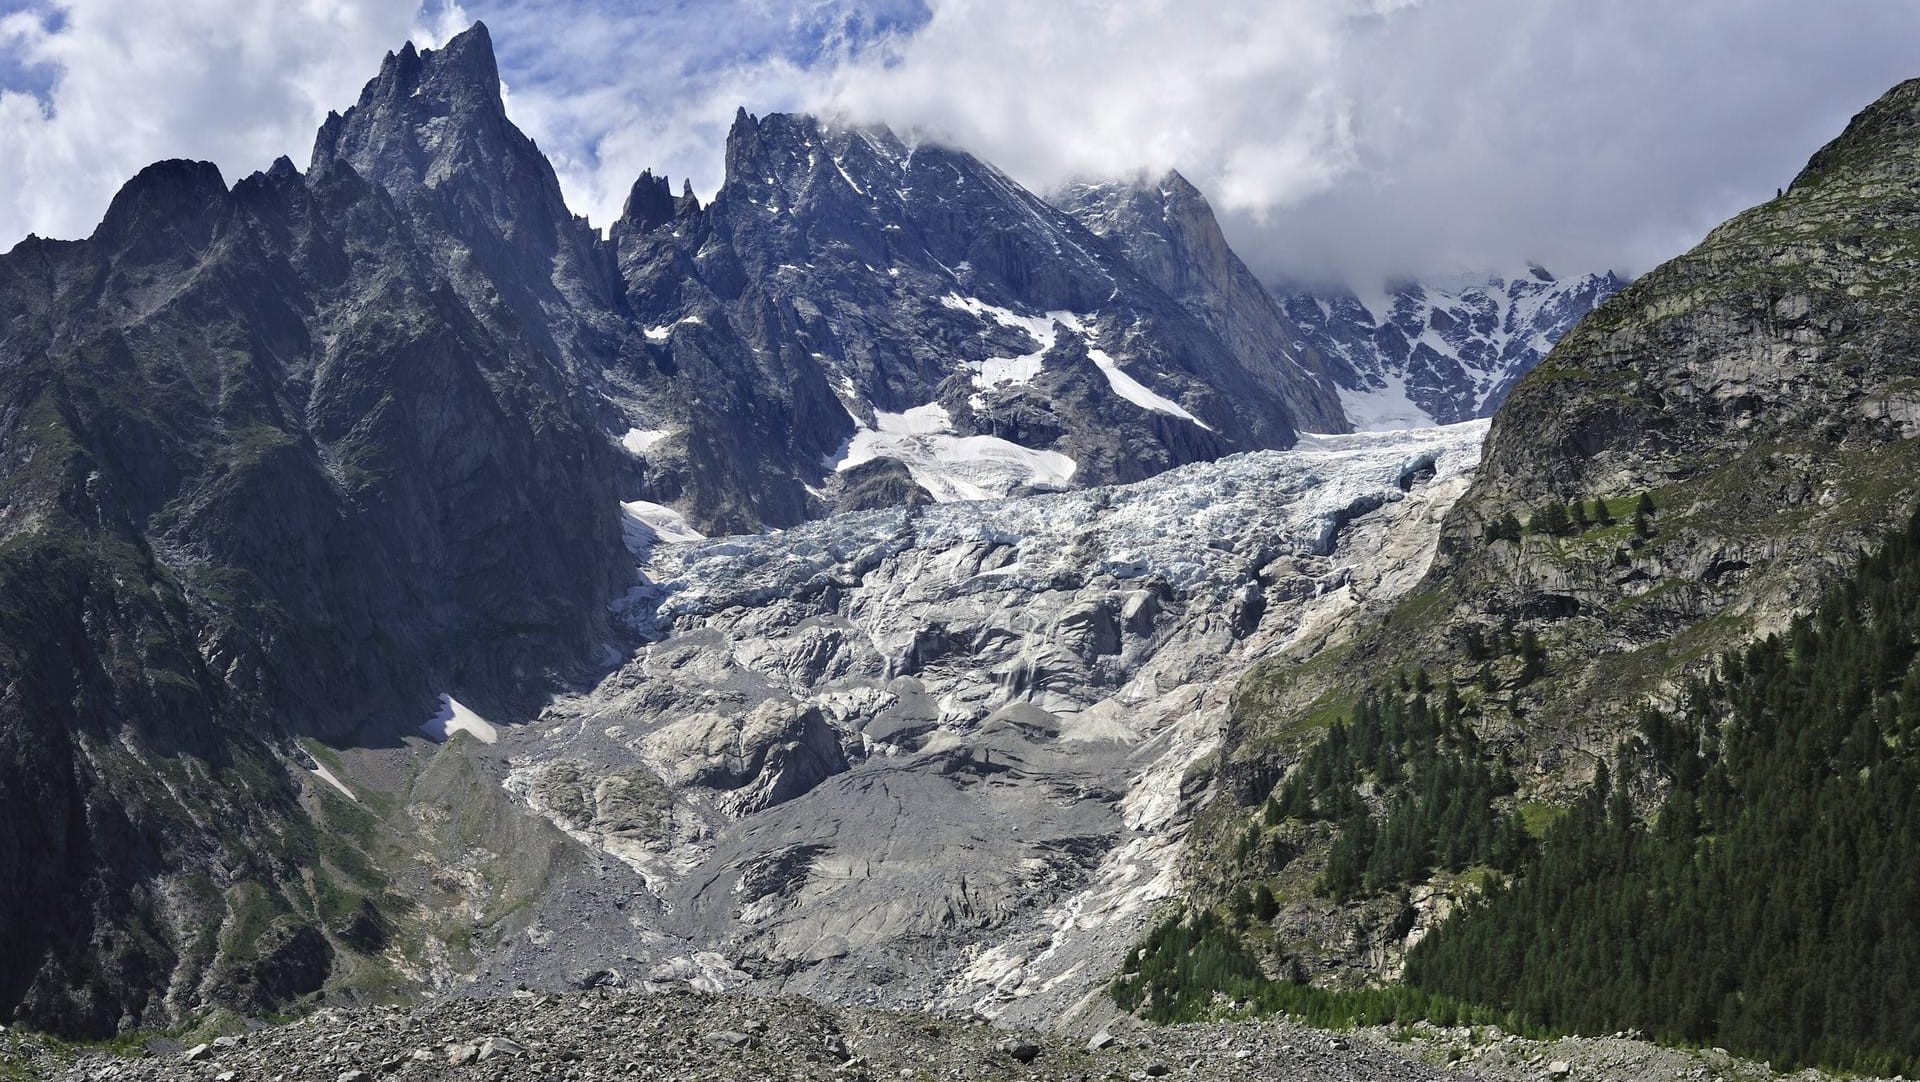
xmin=0 ymin=989 xmax=1878 ymax=1082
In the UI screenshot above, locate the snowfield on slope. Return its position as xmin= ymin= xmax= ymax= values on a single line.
xmin=941 ymin=292 xmax=1212 ymax=428
xmin=827 ymin=401 xmax=1078 ymax=501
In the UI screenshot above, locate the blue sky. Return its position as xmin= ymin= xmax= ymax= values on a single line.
xmin=3 ymin=1 xmax=1919 ymax=286
xmin=0 ymin=4 xmax=58 ymax=97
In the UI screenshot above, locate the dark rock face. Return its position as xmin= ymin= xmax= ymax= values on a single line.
xmin=0 ymin=24 xmax=625 ymax=1035
xmin=828 ymin=458 xmax=934 ymax=513
xmin=309 ymin=25 xmax=624 ymax=380
xmin=1052 ymin=171 xmax=1348 ymax=434
xmin=223 ymin=922 xmax=333 ymax=1008
xmin=1276 ymin=269 xmax=1624 ymax=427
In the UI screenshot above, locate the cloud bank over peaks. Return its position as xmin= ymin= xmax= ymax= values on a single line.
xmin=8 ymin=0 xmax=1920 ymax=292
xmin=786 ymin=0 xmax=1920 ymax=287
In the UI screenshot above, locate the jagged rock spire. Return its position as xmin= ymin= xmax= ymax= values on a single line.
xmin=310 ymin=22 xmax=507 ymax=183
xmin=306 ymin=19 xmax=618 ymax=367
xmin=618 ymin=169 xmax=678 ymax=236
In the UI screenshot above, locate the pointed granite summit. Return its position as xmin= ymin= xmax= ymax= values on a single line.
xmin=312 ymin=21 xmax=619 ymax=369
xmin=310 ymin=22 xmax=508 ymax=189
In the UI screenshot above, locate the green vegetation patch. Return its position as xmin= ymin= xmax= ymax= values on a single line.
xmin=1408 ymin=511 xmax=1920 ymax=1077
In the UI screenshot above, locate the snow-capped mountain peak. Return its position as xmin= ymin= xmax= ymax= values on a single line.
xmin=611 ymin=113 xmax=1350 ymax=529
xmin=1278 ymin=268 xmax=1625 ymax=429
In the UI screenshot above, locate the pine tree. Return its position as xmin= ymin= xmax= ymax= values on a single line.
xmin=1250 ymin=882 xmax=1279 ymax=922
xmin=1533 ymin=502 xmax=1572 ymax=536
xmin=1462 ymin=625 xmax=1489 ymax=661
xmin=1518 ymin=630 xmax=1546 ymax=684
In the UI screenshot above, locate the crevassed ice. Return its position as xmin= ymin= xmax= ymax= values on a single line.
xmin=666 ymin=419 xmax=1491 ymax=616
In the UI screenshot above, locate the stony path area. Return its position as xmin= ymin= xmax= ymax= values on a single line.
xmin=0 ymin=990 xmax=1880 ymax=1082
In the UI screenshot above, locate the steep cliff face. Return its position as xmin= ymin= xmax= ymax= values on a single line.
xmin=1190 ymin=75 xmax=1920 ymax=984
xmin=0 ymin=30 xmax=628 ymax=1034
xmin=1052 ymin=172 xmax=1348 ymax=434
xmin=309 ymin=25 xmax=624 ymax=381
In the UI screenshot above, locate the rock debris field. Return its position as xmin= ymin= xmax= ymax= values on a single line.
xmin=2 ymin=988 xmax=1879 ymax=1082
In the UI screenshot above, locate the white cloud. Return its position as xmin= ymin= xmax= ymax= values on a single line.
xmin=0 ymin=0 xmax=464 ymax=248
xmin=7 ymin=0 xmax=1920 ymax=290
xmin=816 ymin=0 xmax=1370 ymax=212
xmin=484 ymin=0 xmax=1920 ymax=287
xmin=786 ymin=0 xmax=1920 ymax=286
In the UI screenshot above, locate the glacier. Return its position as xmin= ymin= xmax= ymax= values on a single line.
xmin=484 ymin=421 xmax=1489 ymax=1024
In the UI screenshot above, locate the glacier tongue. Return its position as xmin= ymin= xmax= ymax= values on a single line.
xmin=500 ymin=421 xmax=1488 ymax=1025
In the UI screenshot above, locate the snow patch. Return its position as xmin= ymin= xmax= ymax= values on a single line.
xmin=644 ymin=315 xmax=704 ymax=341
xmin=874 ymin=402 xmax=952 ymax=435
xmin=831 ymin=155 xmax=866 ymax=195
xmin=420 ymin=694 xmax=498 ymax=744
xmin=1087 ymin=348 xmax=1210 ymax=430
xmin=940 ymin=293 xmax=1084 ymax=342
xmin=619 ymin=428 xmax=672 ymax=456
xmin=622 ymin=500 xmax=706 ymax=552
xmin=829 ymin=400 xmax=1076 ymax=502
xmin=309 ymin=761 xmax=356 ymax=801
xmin=942 ymin=294 xmax=1080 ymax=390
xmin=973 ymin=350 xmax=1048 ymax=388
